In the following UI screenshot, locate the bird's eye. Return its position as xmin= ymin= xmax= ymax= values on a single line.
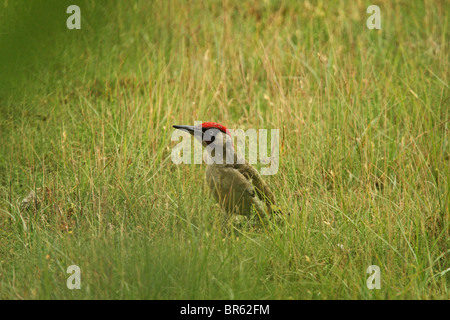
xmin=203 ymin=128 xmax=219 ymax=144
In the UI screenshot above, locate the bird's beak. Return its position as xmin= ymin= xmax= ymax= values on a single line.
xmin=173 ymin=125 xmax=199 ymax=135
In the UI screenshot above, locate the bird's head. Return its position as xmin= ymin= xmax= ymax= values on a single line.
xmin=173 ymin=122 xmax=233 ymax=149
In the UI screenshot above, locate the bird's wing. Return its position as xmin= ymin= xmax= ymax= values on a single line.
xmin=232 ymin=161 xmax=277 ymax=209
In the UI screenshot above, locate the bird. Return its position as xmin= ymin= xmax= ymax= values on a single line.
xmin=173 ymin=122 xmax=281 ymax=220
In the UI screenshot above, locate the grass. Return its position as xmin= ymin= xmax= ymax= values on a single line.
xmin=0 ymin=0 xmax=448 ymax=299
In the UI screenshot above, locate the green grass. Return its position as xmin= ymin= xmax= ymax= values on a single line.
xmin=0 ymin=0 xmax=448 ymax=299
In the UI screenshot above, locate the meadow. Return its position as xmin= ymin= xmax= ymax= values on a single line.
xmin=0 ymin=0 xmax=448 ymax=299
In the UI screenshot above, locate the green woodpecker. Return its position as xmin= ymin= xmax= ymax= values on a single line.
xmin=173 ymin=122 xmax=279 ymax=218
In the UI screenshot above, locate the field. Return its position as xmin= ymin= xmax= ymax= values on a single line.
xmin=0 ymin=0 xmax=448 ymax=299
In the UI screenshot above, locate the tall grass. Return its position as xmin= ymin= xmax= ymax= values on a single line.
xmin=0 ymin=0 xmax=448 ymax=299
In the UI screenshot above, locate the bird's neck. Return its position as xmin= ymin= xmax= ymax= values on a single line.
xmin=206 ymin=141 xmax=243 ymax=165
